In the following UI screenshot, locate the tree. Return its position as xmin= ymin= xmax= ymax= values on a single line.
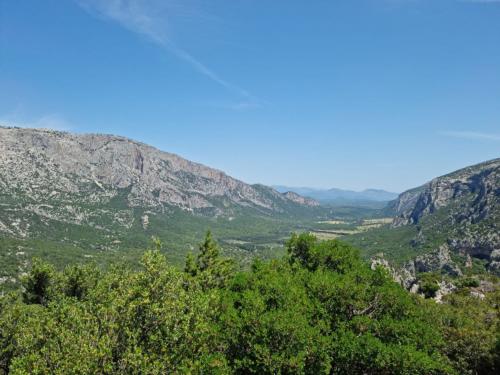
xmin=1 ymin=233 xmax=498 ymax=374
xmin=185 ymin=231 xmax=234 ymax=290
xmin=21 ymin=258 xmax=60 ymax=306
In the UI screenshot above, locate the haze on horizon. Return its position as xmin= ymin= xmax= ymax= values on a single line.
xmin=1 ymin=0 xmax=499 ymax=192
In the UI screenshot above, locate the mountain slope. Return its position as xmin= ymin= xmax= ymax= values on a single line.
xmin=0 ymin=127 xmax=323 ymax=288
xmin=391 ymin=159 xmax=499 ymax=228
xmin=345 ymin=158 xmax=500 ymax=276
xmin=0 ymin=127 xmax=318 ymax=219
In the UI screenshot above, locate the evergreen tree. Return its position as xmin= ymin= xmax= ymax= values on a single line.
xmin=185 ymin=231 xmax=234 ymax=290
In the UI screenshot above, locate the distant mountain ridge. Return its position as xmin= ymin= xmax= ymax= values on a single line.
xmin=273 ymin=185 xmax=398 ymax=203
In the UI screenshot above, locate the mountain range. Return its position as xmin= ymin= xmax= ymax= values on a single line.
xmin=273 ymin=185 xmax=398 ymax=204
xmin=0 ymin=126 xmax=318 ymax=219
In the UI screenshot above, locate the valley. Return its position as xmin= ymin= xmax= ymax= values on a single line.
xmin=2 ymin=2 xmax=499 ymax=372
xmin=0 ymin=126 xmax=498 ymax=295
xmin=0 ymin=127 xmax=498 ymax=374
xmin=310 ymin=217 xmax=394 ymax=240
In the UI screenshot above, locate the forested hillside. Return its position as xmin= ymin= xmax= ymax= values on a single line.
xmin=0 ymin=234 xmax=498 ymax=374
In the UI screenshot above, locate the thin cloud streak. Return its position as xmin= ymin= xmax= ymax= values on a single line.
xmin=168 ymin=44 xmax=252 ymax=99
xmin=76 ymin=0 xmax=255 ymax=100
xmin=440 ymin=131 xmax=500 ymax=141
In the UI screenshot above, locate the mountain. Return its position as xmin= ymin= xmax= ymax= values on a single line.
xmin=0 ymin=126 xmax=323 ymax=287
xmin=391 ymin=159 xmax=499 ymax=228
xmin=273 ymin=185 xmax=398 ymax=204
xmin=0 ymin=126 xmax=318 ymax=217
xmin=346 ymin=158 xmax=500 ymax=279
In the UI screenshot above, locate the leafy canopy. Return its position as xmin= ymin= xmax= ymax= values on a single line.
xmin=0 ymin=233 xmax=498 ymax=374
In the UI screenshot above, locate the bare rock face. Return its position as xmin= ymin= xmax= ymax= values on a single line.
xmin=392 ymin=158 xmax=499 ymax=227
xmin=413 ymin=245 xmax=462 ymax=276
xmin=389 ymin=158 xmax=499 ymax=273
xmin=0 ymin=126 xmax=319 ymax=237
xmin=282 ymin=191 xmax=320 ymax=207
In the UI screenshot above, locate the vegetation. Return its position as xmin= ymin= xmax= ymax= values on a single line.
xmin=0 ymin=195 xmax=335 ymax=290
xmin=0 ymin=233 xmax=498 ymax=374
xmin=417 ymin=272 xmax=441 ymax=299
xmin=344 ymin=193 xmax=498 ymax=271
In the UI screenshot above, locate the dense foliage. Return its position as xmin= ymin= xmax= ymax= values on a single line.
xmin=0 ymin=233 xmax=498 ymax=374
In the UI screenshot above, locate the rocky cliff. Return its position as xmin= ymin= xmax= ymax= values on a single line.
xmin=392 ymin=158 xmax=499 ymax=227
xmin=390 ymin=158 xmax=499 ymax=273
xmin=0 ymin=126 xmax=320 ymax=240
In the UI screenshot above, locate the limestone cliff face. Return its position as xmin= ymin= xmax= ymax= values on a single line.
xmin=393 ymin=159 xmax=500 ymax=227
xmin=389 ymin=158 xmax=499 ymax=272
xmin=392 ymin=159 xmax=499 ymax=227
xmin=0 ymin=126 xmax=318 ymax=237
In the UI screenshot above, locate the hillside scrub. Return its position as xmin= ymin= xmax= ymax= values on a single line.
xmin=0 ymin=233 xmax=498 ymax=374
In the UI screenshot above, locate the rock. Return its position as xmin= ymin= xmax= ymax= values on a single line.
xmin=470 ymin=290 xmax=486 ymax=299
xmin=488 ymin=261 xmax=500 ymax=273
xmin=141 ymin=215 xmax=149 ymax=230
xmin=391 ymin=158 xmax=499 ymax=228
xmin=282 ymin=191 xmax=320 ymax=207
xmin=465 ymin=254 xmax=473 ymax=268
xmin=413 ymin=244 xmax=462 ymax=276
xmin=371 ymin=255 xmax=417 ymax=290
xmin=490 ymin=249 xmax=500 ymax=261
xmin=434 ymin=280 xmax=457 ymax=303
xmin=409 ymin=283 xmax=419 ymax=294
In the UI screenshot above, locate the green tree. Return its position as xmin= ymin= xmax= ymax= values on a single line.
xmin=185 ymin=231 xmax=234 ymax=290
xmin=1 ymin=233 xmax=498 ymax=374
xmin=21 ymin=258 xmax=61 ymax=306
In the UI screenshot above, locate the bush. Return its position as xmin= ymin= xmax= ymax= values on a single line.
xmin=0 ymin=234 xmax=497 ymax=374
xmin=418 ymin=273 xmax=441 ymax=299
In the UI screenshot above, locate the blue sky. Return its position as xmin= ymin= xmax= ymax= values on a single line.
xmin=1 ymin=0 xmax=499 ymax=192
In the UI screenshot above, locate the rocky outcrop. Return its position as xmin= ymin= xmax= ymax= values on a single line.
xmin=392 ymin=159 xmax=499 ymax=227
xmin=489 ymin=249 xmax=500 ymax=273
xmin=413 ymin=245 xmax=462 ymax=276
xmin=282 ymin=191 xmax=320 ymax=207
xmin=370 ymin=254 xmax=458 ymax=303
xmin=434 ymin=280 xmax=457 ymax=303
xmin=389 ymin=158 xmax=499 ymax=272
xmin=371 ymin=255 xmax=416 ymax=290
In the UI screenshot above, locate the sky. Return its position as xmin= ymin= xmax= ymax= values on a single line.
xmin=1 ymin=0 xmax=499 ymax=193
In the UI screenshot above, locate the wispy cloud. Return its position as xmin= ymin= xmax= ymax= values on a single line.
xmin=0 ymin=113 xmax=73 ymax=131
xmin=203 ymin=100 xmax=263 ymax=111
xmin=440 ymin=131 xmax=500 ymax=141
xmin=76 ymin=0 xmax=255 ymax=100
